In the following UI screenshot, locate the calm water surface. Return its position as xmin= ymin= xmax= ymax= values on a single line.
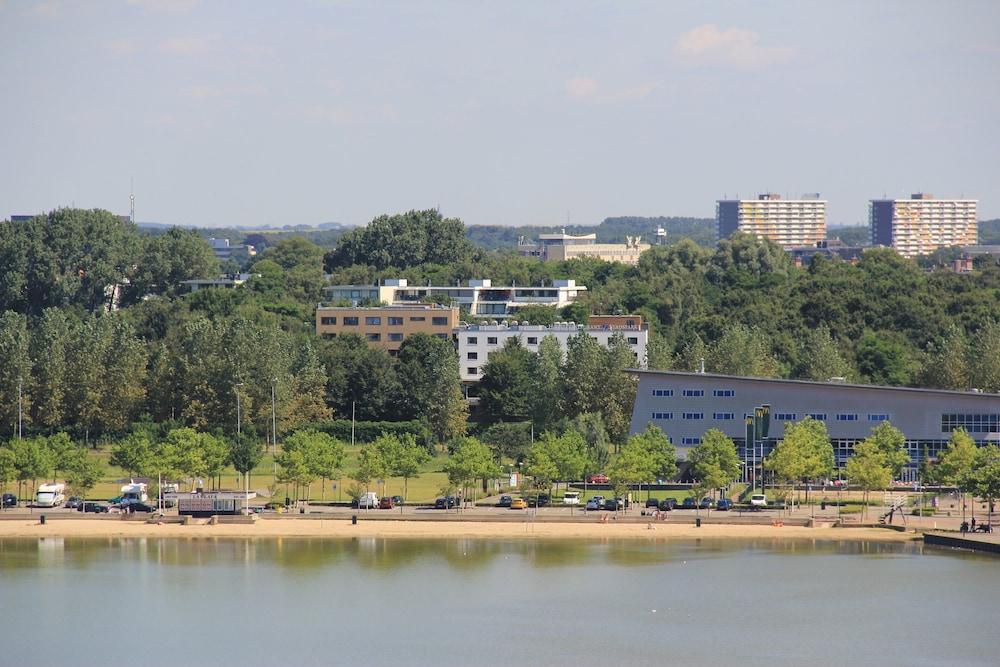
xmin=0 ymin=537 xmax=996 ymax=666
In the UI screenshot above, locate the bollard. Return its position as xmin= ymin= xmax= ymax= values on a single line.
xmin=300 ymin=507 xmax=305 ymax=514
xmin=40 ymin=514 xmax=46 ymax=525
xmin=821 ymin=501 xmax=826 ymax=511
xmin=695 ymin=517 xmax=701 ymax=528
xmin=351 ymin=514 xmax=357 ymax=525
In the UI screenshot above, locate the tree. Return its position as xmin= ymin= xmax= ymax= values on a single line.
xmin=527 ymin=431 xmax=588 ymax=492
xmin=0 ymin=447 xmax=16 ymax=492
xmin=795 ymin=325 xmax=851 ymax=381
xmin=919 ymin=325 xmax=969 ymax=390
xmin=64 ymin=449 xmax=104 ymax=498
xmin=516 ymin=304 xmax=558 ymax=326
xmin=968 ymin=319 xmax=1000 ymax=392
xmin=229 ymin=432 xmax=265 ymax=489
xmin=0 ymin=311 xmax=31 ymax=436
xmin=598 ymin=333 xmax=640 ymax=446
xmin=111 ymin=432 xmax=154 ymax=478
xmin=936 ymin=427 xmax=978 ymax=521
xmin=531 ymin=335 xmax=563 ymax=430
xmin=478 ymin=338 xmax=535 ymax=423
xmin=564 ymin=412 xmax=611 ymax=475
xmin=765 ymin=417 xmax=835 ymax=503
xmin=689 ymin=429 xmax=741 ymax=498
xmin=356 ymin=444 xmax=388 ymax=495
xmin=132 ymin=227 xmax=219 ymax=297
xmin=627 ymin=424 xmax=678 ymax=482
xmin=969 ymin=444 xmax=1000 ymax=526
xmin=375 ymin=432 xmax=428 ymax=500
xmin=12 ymin=437 xmax=52 ymax=499
xmin=397 ymin=334 xmax=467 ymax=444
xmin=320 ymin=334 xmax=400 ymax=421
xmin=30 ymin=308 xmax=70 ymax=432
xmin=845 ymin=438 xmax=892 ymax=520
xmin=707 ymin=323 xmax=780 ymax=378
xmin=856 ymin=331 xmax=917 ymax=386
xmin=608 ymin=425 xmax=677 ymax=504
xmin=281 ymin=429 xmax=345 ymax=501
xmin=865 ymin=421 xmax=910 ymax=479
xmin=159 ymin=428 xmax=211 ymax=489
xmin=479 ymin=422 xmax=532 ymax=463
xmin=445 ymin=436 xmax=499 ymax=503
xmin=561 ymin=333 xmax=604 ymax=418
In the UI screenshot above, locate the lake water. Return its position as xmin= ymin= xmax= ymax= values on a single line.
xmin=0 ymin=537 xmax=997 ymax=666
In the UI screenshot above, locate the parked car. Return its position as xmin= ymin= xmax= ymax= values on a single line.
xmin=681 ymin=497 xmax=697 ymax=509
xmin=434 ymin=496 xmax=459 ymax=509
xmin=562 ymin=491 xmax=580 ymax=505
xmin=587 ymin=473 xmax=609 ymax=484
xmin=645 ymin=498 xmax=661 ymax=508
xmin=658 ymin=498 xmax=676 ymax=511
xmin=391 ymin=495 xmax=405 ymax=506
xmin=2 ymin=493 xmax=17 ymax=508
xmin=378 ymin=497 xmax=394 ymax=510
xmin=447 ymin=495 xmax=462 ymax=508
xmin=65 ymin=496 xmax=84 ymax=509
xmin=749 ymin=494 xmax=768 ymax=507
xmin=716 ymin=499 xmax=732 ymax=511
xmin=123 ymin=502 xmax=155 ymax=513
xmin=585 ymin=499 xmax=601 ymax=511
xmin=510 ymin=498 xmax=528 ymax=510
xmin=699 ymin=497 xmax=713 ymax=510
xmin=80 ymin=501 xmax=109 ymax=513
xmin=603 ymin=498 xmax=620 ymax=511
xmin=497 ymin=495 xmax=513 ymax=508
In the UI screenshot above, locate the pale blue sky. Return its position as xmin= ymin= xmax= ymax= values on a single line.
xmin=2 ymin=0 xmax=998 ymax=227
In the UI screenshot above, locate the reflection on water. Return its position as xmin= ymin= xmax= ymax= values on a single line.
xmin=0 ymin=537 xmax=996 ymax=667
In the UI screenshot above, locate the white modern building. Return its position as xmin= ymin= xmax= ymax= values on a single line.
xmin=716 ymin=193 xmax=827 ymax=248
xmin=208 ymin=237 xmax=257 ymax=264
xmin=870 ymin=194 xmax=978 ymax=258
xmin=324 ymin=278 xmax=586 ymax=319
xmin=456 ymin=320 xmax=648 ymax=382
xmin=516 ymin=230 xmax=650 ymax=265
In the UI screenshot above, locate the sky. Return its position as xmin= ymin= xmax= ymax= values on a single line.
xmin=1 ymin=0 xmax=998 ymax=228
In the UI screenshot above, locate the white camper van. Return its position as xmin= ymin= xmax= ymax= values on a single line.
xmin=121 ymin=482 xmax=149 ymax=504
xmin=36 ymin=483 xmax=66 ymax=508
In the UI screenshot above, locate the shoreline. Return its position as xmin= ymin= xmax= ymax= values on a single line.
xmin=0 ymin=518 xmax=919 ymax=542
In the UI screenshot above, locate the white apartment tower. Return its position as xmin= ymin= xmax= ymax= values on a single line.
xmin=870 ymin=194 xmax=978 ymax=258
xmin=716 ymin=193 xmax=827 ymax=248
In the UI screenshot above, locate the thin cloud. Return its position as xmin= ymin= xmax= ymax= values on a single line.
xmin=565 ymin=76 xmax=655 ymax=104
xmin=24 ymin=1 xmax=62 ymax=19
xmin=674 ymin=24 xmax=793 ymax=69
xmin=181 ymin=83 xmax=267 ymax=100
xmin=127 ymin=0 xmax=200 ymax=12
xmin=565 ymin=76 xmax=599 ymax=99
xmin=160 ymin=34 xmax=218 ymax=56
xmin=103 ymin=37 xmax=140 ymax=56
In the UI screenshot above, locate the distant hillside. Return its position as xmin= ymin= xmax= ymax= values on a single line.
xmin=980 ymin=219 xmax=1000 ymax=245
xmin=466 ymin=216 xmax=716 ymax=251
xmin=828 ymin=225 xmax=870 ymax=246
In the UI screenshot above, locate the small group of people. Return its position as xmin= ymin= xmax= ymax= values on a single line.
xmin=959 ymin=517 xmax=994 ymax=533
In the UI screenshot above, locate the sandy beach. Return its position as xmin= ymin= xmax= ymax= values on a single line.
xmin=0 ymin=517 xmax=918 ymax=542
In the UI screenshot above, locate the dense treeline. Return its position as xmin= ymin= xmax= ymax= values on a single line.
xmin=3 ymin=207 xmax=1000 ymax=450
xmin=464 ymin=216 xmax=716 ymax=251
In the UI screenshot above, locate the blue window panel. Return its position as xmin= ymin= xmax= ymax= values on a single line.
xmin=868 ymin=414 xmax=889 ymax=422
xmin=682 ymin=389 xmax=704 ymax=397
xmin=835 ymin=414 xmax=858 ymax=422
xmin=652 ymin=389 xmax=674 ymax=397
xmin=651 ymin=412 xmax=673 ymax=420
xmin=807 ymin=413 xmax=827 ymax=421
xmin=682 ymin=412 xmax=704 ymax=420
xmin=713 ymin=389 xmax=735 ymax=397
xmin=775 ymin=413 xmax=797 ymax=421
xmin=713 ymin=412 xmax=734 ymax=420
xmin=681 ymin=437 xmax=701 ymax=445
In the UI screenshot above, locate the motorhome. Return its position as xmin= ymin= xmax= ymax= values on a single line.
xmin=121 ymin=482 xmax=149 ymax=504
xmin=36 ymin=483 xmax=66 ymax=508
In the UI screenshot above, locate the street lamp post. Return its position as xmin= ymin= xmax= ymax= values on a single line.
xmin=17 ymin=376 xmax=23 ymax=440
xmin=235 ymin=382 xmax=246 ymax=511
xmin=271 ymin=378 xmax=278 ymax=482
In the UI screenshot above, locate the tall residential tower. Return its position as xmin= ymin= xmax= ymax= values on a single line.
xmin=869 ymin=193 xmax=977 ymax=258
xmin=716 ymin=193 xmax=826 ymax=248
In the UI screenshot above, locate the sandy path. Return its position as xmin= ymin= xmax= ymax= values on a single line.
xmin=0 ymin=518 xmax=917 ymax=542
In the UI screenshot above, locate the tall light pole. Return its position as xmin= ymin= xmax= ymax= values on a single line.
xmin=235 ymin=382 xmax=244 ymax=494
xmin=17 ymin=376 xmax=23 ymax=440
xmin=271 ymin=377 xmax=278 ymax=482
